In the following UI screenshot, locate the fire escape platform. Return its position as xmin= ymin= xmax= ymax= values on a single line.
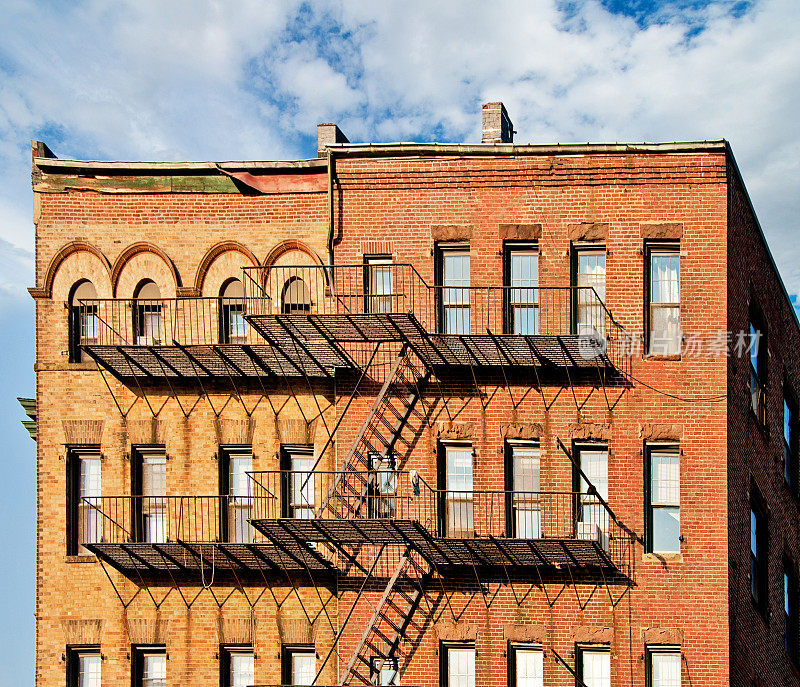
xmin=249 ymin=518 xmax=617 ymax=570
xmin=86 ymin=540 xmax=335 ymax=576
xmin=82 ymin=342 xmax=352 ymax=380
xmin=245 ymin=313 xmax=615 ymax=370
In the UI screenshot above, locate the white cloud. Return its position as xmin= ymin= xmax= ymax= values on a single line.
xmin=0 ymin=0 xmax=799 ymax=293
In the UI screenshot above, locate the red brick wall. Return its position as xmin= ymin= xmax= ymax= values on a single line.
xmin=727 ymin=164 xmax=800 ymax=686
xmin=331 ymin=151 xmax=730 ymax=685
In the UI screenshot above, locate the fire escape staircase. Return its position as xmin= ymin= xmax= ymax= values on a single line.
xmin=341 ymin=547 xmax=432 ymax=686
xmin=319 ymin=343 xmax=430 ymax=520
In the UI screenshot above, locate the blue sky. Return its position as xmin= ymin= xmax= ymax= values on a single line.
xmin=1 ymin=0 xmax=799 ymax=682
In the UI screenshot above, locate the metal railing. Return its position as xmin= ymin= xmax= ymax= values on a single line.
xmin=73 ymin=266 xmax=630 ymax=371
xmin=242 ymin=263 xmax=619 ymax=336
xmin=246 ymin=470 xmax=632 ymax=568
xmin=75 ymin=297 xmax=261 ymax=347
xmin=81 ymin=474 xmax=633 ymax=574
xmin=79 ymin=495 xmax=271 ymax=545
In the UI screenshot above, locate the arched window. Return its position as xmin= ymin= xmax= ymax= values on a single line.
xmin=219 ymin=278 xmax=246 ymax=344
xmin=281 ymin=277 xmax=311 ymax=315
xmin=69 ymin=280 xmax=98 ymax=362
xmin=134 ymin=280 xmax=162 ymax=346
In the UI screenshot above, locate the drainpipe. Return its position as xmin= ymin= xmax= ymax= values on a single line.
xmin=327 ymin=147 xmax=335 ymax=269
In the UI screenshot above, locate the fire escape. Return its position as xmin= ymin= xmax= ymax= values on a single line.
xmin=75 ymin=262 xmax=635 ymax=685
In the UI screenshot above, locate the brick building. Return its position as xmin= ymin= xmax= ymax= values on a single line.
xmin=28 ymin=102 xmax=800 ymax=687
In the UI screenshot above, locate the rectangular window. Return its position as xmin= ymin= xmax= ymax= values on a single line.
xmin=508 ymin=644 xmax=543 ymax=687
xmin=365 ymin=255 xmax=394 ymax=314
xmin=577 ymin=646 xmax=610 ymax=687
xmin=441 ymin=643 xmax=475 ymax=687
xmin=368 ymin=453 xmax=397 ymax=518
xmin=437 ymin=245 xmax=470 ymax=335
xmin=67 ymin=448 xmax=102 ymax=555
xmin=786 ymin=563 xmax=798 ymax=663
xmin=67 ymin=646 xmax=101 ymax=687
xmin=750 ymin=488 xmax=768 ymax=611
xmin=574 ymin=248 xmax=606 ymax=338
xmin=645 ymin=445 xmax=680 ymax=553
xmin=132 ymin=447 xmax=167 ymax=543
xmin=749 ymin=315 xmax=767 ymax=423
xmin=281 ymin=446 xmax=315 ymax=519
xmin=132 ymin=646 xmax=166 ymax=687
xmin=221 ymin=646 xmax=255 ymax=687
xmin=282 ymin=646 xmax=315 ymax=686
xmin=647 ymin=244 xmax=680 ymax=355
xmin=576 ymin=446 xmax=609 ymax=550
xmin=439 ymin=443 xmax=474 ymax=537
xmin=220 ymin=446 xmax=253 ymax=543
xmin=785 ymin=391 xmax=796 ymax=488
xmin=504 ymin=244 xmax=539 ymax=335
xmin=371 ymin=657 xmax=399 ymax=685
xmin=506 ymin=442 xmax=541 ymax=538
xmin=646 ymin=647 xmax=681 ymax=687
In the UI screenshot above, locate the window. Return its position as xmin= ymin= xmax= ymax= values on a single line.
xmin=67 ymin=448 xmax=102 ymax=555
xmin=282 ymin=646 xmax=315 ymax=686
xmin=436 ymin=244 xmax=470 ymax=335
xmin=504 ymin=245 xmax=538 ymax=335
xmin=69 ymin=280 xmax=98 ymax=362
xmin=221 ymin=646 xmax=255 ymax=687
xmin=438 ymin=443 xmax=473 ymax=537
xmin=132 ymin=447 xmax=167 ymax=543
xmin=441 ymin=643 xmax=475 ymax=687
xmin=371 ymin=656 xmax=399 ymax=685
xmin=574 ymin=249 xmax=606 ymax=338
xmin=575 ymin=446 xmax=609 ymax=550
xmin=786 ymin=562 xmax=798 ymax=663
xmin=132 ymin=646 xmax=166 ymax=687
xmin=645 ymin=647 xmax=681 ymax=687
xmin=785 ymin=391 xmax=796 ymax=488
xmin=365 ymin=255 xmax=393 ymax=314
xmin=67 ymin=646 xmax=101 ymax=687
xmin=220 ymin=279 xmax=246 ymax=344
xmin=505 ymin=442 xmax=541 ymax=538
xmin=749 ymin=314 xmax=767 ymax=424
xmin=508 ymin=644 xmax=543 ymax=687
xmin=281 ymin=446 xmax=315 ymax=519
xmin=133 ymin=280 xmax=162 ymax=346
xmin=220 ymin=446 xmax=253 ymax=543
xmin=645 ymin=445 xmax=680 ymax=553
xmin=368 ymin=453 xmax=397 ymax=518
xmin=750 ymin=487 xmax=768 ymax=611
xmin=647 ymin=245 xmax=680 ymax=355
xmin=576 ymin=646 xmax=610 ymax=687
xmin=282 ymin=277 xmax=311 ymax=314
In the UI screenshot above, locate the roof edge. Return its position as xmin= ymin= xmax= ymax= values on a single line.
xmin=326 ymin=140 xmax=728 ymax=157
xmin=33 ymin=157 xmax=328 ymax=175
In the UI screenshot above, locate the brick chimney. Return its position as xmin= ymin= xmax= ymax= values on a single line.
xmin=317 ymin=123 xmax=349 ymax=157
xmin=482 ymin=102 xmax=514 ymax=144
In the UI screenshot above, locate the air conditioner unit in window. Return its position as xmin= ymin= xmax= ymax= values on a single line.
xmin=577 ymin=522 xmax=601 ymax=542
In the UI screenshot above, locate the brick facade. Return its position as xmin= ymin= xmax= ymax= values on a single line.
xmin=29 ymin=132 xmax=799 ymax=687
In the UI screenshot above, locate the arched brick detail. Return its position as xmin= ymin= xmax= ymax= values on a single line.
xmin=111 ymin=242 xmax=181 ymax=297
xmin=36 ymin=241 xmax=112 ymax=299
xmin=261 ymin=239 xmax=327 ymax=289
xmin=263 ymin=240 xmax=325 ymax=268
xmin=194 ymin=241 xmax=260 ymax=293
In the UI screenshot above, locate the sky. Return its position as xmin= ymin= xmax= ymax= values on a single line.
xmin=1 ymin=0 xmax=799 ymax=682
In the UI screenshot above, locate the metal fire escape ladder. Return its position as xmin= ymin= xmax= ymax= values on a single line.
xmin=340 ymin=547 xmax=432 ymax=686
xmin=319 ymin=343 xmax=430 ymax=519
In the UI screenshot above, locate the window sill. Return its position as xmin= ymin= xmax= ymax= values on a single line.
xmin=643 ymin=354 xmax=682 ymax=362
xmin=643 ymin=552 xmax=683 ymax=563
xmin=65 ymin=555 xmax=98 ymax=564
